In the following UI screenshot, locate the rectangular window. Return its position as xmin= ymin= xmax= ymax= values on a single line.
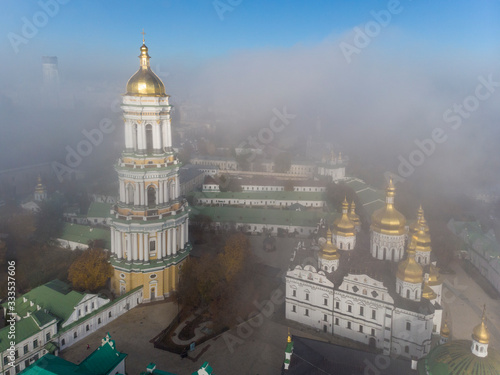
xmin=23 ymin=345 xmax=28 ymax=354
xmin=292 ymin=305 xmax=296 ymax=312
xmin=292 ymin=290 xmax=296 ymax=297
xmin=85 ymin=305 xmax=88 ymax=313
xmin=324 ymin=298 xmax=328 ymax=306
xmin=371 ymin=328 xmax=375 ymax=336
xmin=15 ymin=365 xmax=20 ymax=374
xmin=91 ymin=302 xmax=95 ymax=309
xmin=33 ymin=339 xmax=38 ymax=349
xmin=335 ymin=301 xmax=340 ymax=309
xmin=347 ymin=305 xmax=352 ymax=313
xmin=335 ymin=318 xmax=339 ymax=325
xmin=372 ymin=310 xmax=376 ymax=319
xmin=46 ymin=332 xmax=51 ymax=341
xmin=305 ymin=293 xmax=309 ymax=301
xmin=324 ymin=314 xmax=328 ymax=322
xmin=24 ymin=360 xmax=30 ymax=368
xmin=406 ymin=322 xmax=411 ymax=331
xmin=4 ymin=355 xmax=8 ymax=365
xmin=305 ymin=309 xmax=309 ymax=316
xmin=347 ymin=322 xmax=351 ymax=329
xmin=360 ymin=306 xmax=364 ymax=316
xmin=359 ymin=325 xmax=363 ymax=333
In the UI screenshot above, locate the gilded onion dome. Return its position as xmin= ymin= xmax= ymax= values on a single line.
xmin=410 ymin=205 xmax=429 ymax=235
xmin=473 ymin=307 xmax=490 ymax=344
xmin=428 ymin=263 xmax=443 ymax=286
xmin=320 ymin=229 xmax=340 ymax=260
xmin=371 ymin=178 xmax=406 ymax=235
xmin=441 ymin=319 xmax=450 ymax=339
xmin=413 ymin=218 xmax=432 ymax=253
xmin=126 ymin=38 xmax=166 ymax=97
xmin=348 ymin=201 xmax=360 ymax=227
xmin=332 ymin=198 xmax=356 ymax=237
xmin=397 ymin=240 xmax=423 ymax=284
xmin=422 ymin=280 xmax=437 ymax=300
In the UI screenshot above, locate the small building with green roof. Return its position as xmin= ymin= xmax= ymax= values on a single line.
xmin=20 ymin=333 xmax=127 ymax=375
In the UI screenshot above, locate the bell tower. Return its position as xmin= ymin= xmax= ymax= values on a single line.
xmin=109 ymin=36 xmax=191 ymax=302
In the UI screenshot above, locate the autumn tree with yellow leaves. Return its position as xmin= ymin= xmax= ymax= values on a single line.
xmin=68 ymin=248 xmax=113 ymax=292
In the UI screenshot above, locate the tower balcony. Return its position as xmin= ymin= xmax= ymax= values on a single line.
xmin=111 ymin=199 xmax=188 ymax=221
xmin=117 ymin=155 xmax=178 ymax=169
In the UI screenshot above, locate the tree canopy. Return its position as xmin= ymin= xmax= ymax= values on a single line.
xmin=68 ymin=248 xmax=113 ymax=292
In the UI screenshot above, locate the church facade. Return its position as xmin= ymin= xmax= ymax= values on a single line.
xmin=109 ymin=38 xmax=191 ymax=302
xmin=285 ymin=179 xmax=443 ymax=360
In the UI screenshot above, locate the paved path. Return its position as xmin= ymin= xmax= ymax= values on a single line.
xmin=441 ymin=262 xmax=500 ymax=349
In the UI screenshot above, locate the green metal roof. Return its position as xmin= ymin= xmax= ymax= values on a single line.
xmin=193 ymin=191 xmax=325 ymax=201
xmin=20 ymin=354 xmax=81 ymax=374
xmin=0 ymin=315 xmax=57 ymax=352
xmin=190 ymin=206 xmax=336 ymax=227
xmin=78 ymin=336 xmax=127 ymax=374
xmin=4 ymin=280 xmax=84 ymax=325
xmin=59 ymin=223 xmax=111 ymax=249
xmin=87 ymin=202 xmax=112 ymax=219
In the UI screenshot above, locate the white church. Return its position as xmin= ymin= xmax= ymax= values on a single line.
xmin=285 ymin=179 xmax=444 ymax=360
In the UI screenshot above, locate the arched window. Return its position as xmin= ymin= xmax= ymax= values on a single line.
xmin=406 ymin=289 xmax=410 ymax=299
xmin=415 ymin=290 xmax=418 ymax=299
xmin=74 ymin=332 xmax=77 ymax=339
xmin=147 ymin=186 xmax=156 ymax=207
xmin=348 ymin=243 xmax=351 ymax=250
xmin=61 ymin=339 xmax=65 ymax=346
xmin=145 ymin=124 xmax=153 ymax=154
xmin=340 ymin=242 xmax=343 ymax=250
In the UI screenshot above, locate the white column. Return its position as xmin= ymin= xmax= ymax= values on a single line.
xmin=185 ymin=218 xmax=189 ymax=244
xmin=175 ymin=178 xmax=180 ymax=200
xmin=161 ymin=231 xmax=166 ymax=258
xmin=155 ymin=185 xmax=159 ymax=205
xmin=179 ymin=223 xmax=186 ymax=249
xmin=164 ymin=181 xmax=168 ymax=202
xmin=110 ymin=227 xmax=115 ymax=255
xmin=125 ymin=122 xmax=133 ymax=150
xmin=140 ymin=183 xmax=145 ymax=206
xmin=166 ymin=117 xmax=172 ymax=148
xmin=144 ymin=233 xmax=149 ymax=262
xmin=167 ymin=228 xmax=172 ymax=256
xmin=126 ymin=234 xmax=132 ymax=262
xmin=162 ymin=120 xmax=169 ymax=150
xmin=142 ymin=233 xmax=149 ymax=262
xmin=134 ymin=182 xmax=140 ymax=205
xmin=119 ymin=181 xmax=125 ymax=203
xmin=117 ymin=231 xmax=123 ymax=259
xmin=138 ymin=233 xmax=144 ymax=261
xmin=153 ymin=123 xmax=161 ymax=151
xmin=159 ymin=181 xmax=163 ymax=205
xmin=173 ymin=227 xmax=177 ymax=255
xmin=132 ymin=233 xmax=138 ymax=261
xmin=157 ymin=231 xmax=163 ymax=259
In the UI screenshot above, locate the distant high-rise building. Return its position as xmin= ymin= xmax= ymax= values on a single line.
xmin=42 ymin=56 xmax=60 ymax=107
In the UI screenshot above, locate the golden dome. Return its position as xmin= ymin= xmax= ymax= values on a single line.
xmin=126 ymin=42 xmax=166 ymax=97
xmin=441 ymin=320 xmax=450 ymax=338
xmin=332 ymin=198 xmax=355 ymax=237
xmin=409 ymin=205 xmax=429 ymax=235
xmin=397 ymin=241 xmax=423 ymax=284
xmin=422 ymin=281 xmax=437 ymax=300
xmin=348 ymin=201 xmax=360 ymax=227
xmin=413 ymin=218 xmax=432 ymax=253
xmin=371 ymin=178 xmax=406 ymax=235
xmin=320 ymin=229 xmax=340 ymax=260
xmin=428 ymin=263 xmax=443 ymax=286
xmin=472 ymin=306 xmax=490 ymax=344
